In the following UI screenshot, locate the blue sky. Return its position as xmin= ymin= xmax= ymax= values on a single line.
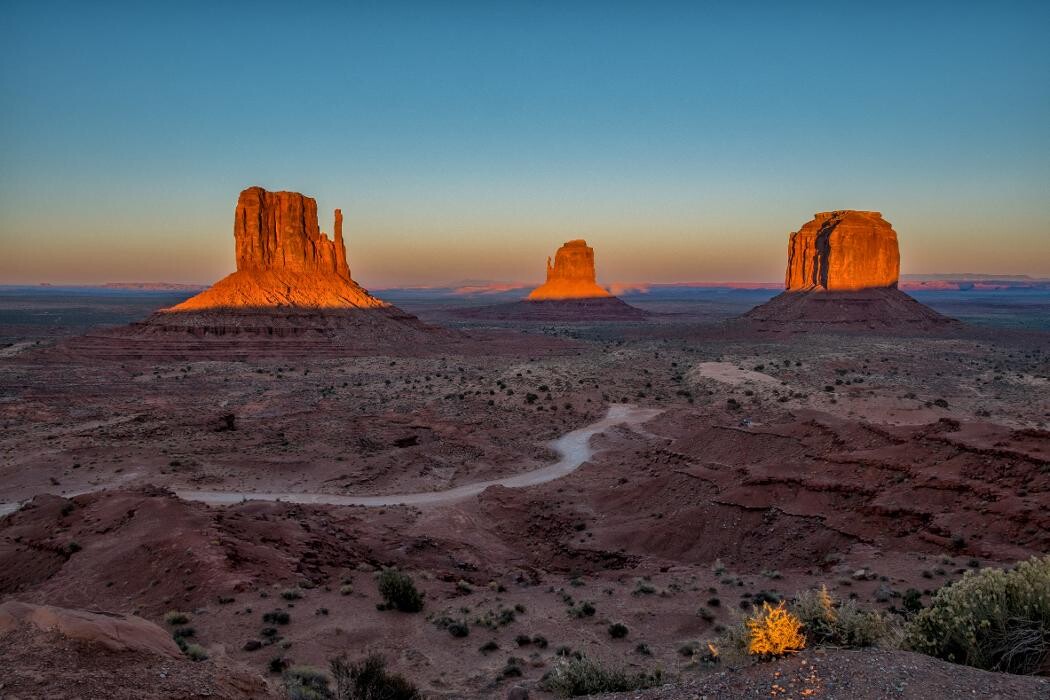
xmin=2 ymin=1 xmax=1048 ymax=285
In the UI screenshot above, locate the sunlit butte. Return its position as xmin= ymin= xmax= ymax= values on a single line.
xmin=1 ymin=2 xmax=1048 ymax=287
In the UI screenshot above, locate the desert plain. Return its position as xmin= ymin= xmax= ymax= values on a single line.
xmin=0 ymin=278 xmax=1048 ymax=699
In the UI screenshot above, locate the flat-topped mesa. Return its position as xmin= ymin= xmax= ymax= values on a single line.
xmin=167 ymin=186 xmax=386 ymax=311
xmin=786 ymin=210 xmax=900 ymax=292
xmin=234 ymin=187 xmax=350 ymax=279
xmin=527 ymin=239 xmax=612 ymax=300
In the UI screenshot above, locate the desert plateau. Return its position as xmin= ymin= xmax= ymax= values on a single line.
xmin=2 ymin=4 xmax=1049 ymax=699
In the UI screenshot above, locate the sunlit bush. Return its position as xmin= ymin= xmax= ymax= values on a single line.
xmin=745 ymin=602 xmax=806 ymax=656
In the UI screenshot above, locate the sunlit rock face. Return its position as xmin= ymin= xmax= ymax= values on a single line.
xmin=527 ymin=239 xmax=612 ymax=300
xmin=785 ymin=211 xmax=900 ymax=292
xmin=169 ymin=187 xmax=386 ymax=310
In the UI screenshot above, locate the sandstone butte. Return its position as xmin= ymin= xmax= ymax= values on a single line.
xmin=167 ymin=187 xmax=387 ymax=311
xmin=785 ymin=210 xmax=900 ymax=291
xmin=527 ymin=239 xmax=612 ymax=301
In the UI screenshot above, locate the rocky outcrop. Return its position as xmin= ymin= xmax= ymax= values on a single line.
xmin=786 ymin=211 xmax=899 ymax=291
xmin=741 ymin=211 xmax=956 ymax=331
xmin=234 ymin=187 xmax=350 ymax=279
xmin=527 ymin=240 xmax=611 ymax=300
xmin=0 ymin=601 xmax=182 ymax=657
xmin=167 ymin=186 xmax=385 ymax=310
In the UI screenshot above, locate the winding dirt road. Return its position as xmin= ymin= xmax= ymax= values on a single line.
xmin=0 ymin=404 xmax=661 ymax=516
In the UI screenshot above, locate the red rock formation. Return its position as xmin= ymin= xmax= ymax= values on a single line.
xmin=527 ymin=240 xmax=611 ymax=300
xmin=167 ymin=187 xmax=385 ymax=310
xmin=785 ymin=211 xmax=900 ymax=291
xmin=742 ymin=210 xmax=955 ymax=330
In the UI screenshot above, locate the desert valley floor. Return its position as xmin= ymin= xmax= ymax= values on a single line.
xmin=0 ymin=287 xmax=1048 ymax=698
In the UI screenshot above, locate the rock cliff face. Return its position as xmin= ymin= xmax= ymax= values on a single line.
xmin=168 ymin=187 xmax=385 ymax=310
xmin=785 ymin=211 xmax=900 ymax=291
xmin=234 ymin=187 xmax=350 ymax=279
xmin=741 ymin=210 xmax=955 ymax=330
xmin=527 ymin=240 xmax=611 ymax=300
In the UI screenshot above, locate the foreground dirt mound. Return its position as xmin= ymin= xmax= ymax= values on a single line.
xmin=0 ymin=609 xmax=271 ymax=698
xmin=0 ymin=488 xmax=400 ymax=614
xmin=740 ymin=288 xmax=957 ymax=331
xmin=0 ymin=600 xmax=181 ymax=657
xmin=457 ymin=296 xmax=649 ymax=321
xmin=604 ymin=647 xmax=1050 ymax=699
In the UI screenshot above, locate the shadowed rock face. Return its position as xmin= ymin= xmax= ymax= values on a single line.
xmin=168 ymin=187 xmax=385 ymax=310
xmin=527 ymin=239 xmax=611 ymax=300
xmin=786 ymin=211 xmax=900 ymax=291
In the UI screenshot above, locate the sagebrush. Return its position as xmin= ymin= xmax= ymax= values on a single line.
xmin=904 ymin=555 xmax=1050 ymax=674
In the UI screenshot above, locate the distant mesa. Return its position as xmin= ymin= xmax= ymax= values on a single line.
xmin=169 ymin=186 xmax=386 ymax=311
xmin=527 ymin=239 xmax=612 ymax=301
xmin=66 ymin=186 xmax=457 ymax=358
xmin=785 ymin=211 xmax=899 ymax=292
xmin=743 ymin=211 xmax=957 ymax=331
xmin=458 ymin=239 xmax=647 ymax=321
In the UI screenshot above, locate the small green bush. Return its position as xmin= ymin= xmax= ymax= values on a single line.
xmin=184 ymin=643 xmax=208 ymax=661
xmin=284 ymin=666 xmax=330 ymax=700
xmin=377 ymin=569 xmax=424 ymax=613
xmin=904 ymin=555 xmax=1050 ymax=674
xmin=540 ymin=656 xmax=662 ymax=697
xmin=263 ymin=610 xmax=291 ymax=625
xmin=163 ymin=611 xmax=190 ymax=625
xmin=608 ymin=622 xmax=629 ymax=639
xmin=330 ymin=654 xmax=420 ymax=700
xmin=791 ymin=586 xmax=887 ymax=648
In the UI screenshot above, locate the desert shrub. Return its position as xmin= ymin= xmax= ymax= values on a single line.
xmin=184 ymin=643 xmax=208 ymax=661
xmin=568 ymin=601 xmax=595 ymax=618
xmin=281 ymin=589 xmax=303 ymax=601
xmin=330 ymin=653 xmax=420 ymax=700
xmin=791 ymin=585 xmax=887 ymax=648
xmin=377 ymin=569 xmax=424 ymax=612
xmin=284 ymin=666 xmax=331 ymax=700
xmin=904 ymin=555 xmax=1050 ymax=674
xmin=540 ymin=656 xmax=663 ymax=697
xmin=263 ymin=610 xmax=291 ymax=625
xmin=163 ymin=611 xmax=190 ymax=625
xmin=745 ymin=602 xmax=805 ymax=656
xmin=608 ymin=622 xmax=629 ymax=639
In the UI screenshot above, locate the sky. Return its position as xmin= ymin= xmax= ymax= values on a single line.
xmin=1 ymin=1 xmax=1048 ymax=287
